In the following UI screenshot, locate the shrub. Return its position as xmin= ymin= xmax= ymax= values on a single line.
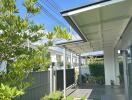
xmin=0 ymin=83 xmax=24 ymax=100
xmin=65 ymin=96 xmax=86 ymax=100
xmin=82 ymin=57 xmax=105 ymax=85
xmin=89 ymin=63 xmax=104 ymax=77
xmin=88 ymin=59 xmax=105 ymax=85
xmin=41 ymin=91 xmax=63 ymax=100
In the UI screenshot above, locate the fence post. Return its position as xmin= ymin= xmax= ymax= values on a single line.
xmin=53 ymin=68 xmax=57 ymax=92
xmin=50 ymin=65 xmax=53 ymax=93
xmin=71 ymin=52 xmax=73 ymax=68
xmin=63 ymin=48 xmax=66 ymax=99
xmin=78 ymin=54 xmax=82 ymax=86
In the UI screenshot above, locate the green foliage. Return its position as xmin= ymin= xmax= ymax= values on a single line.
xmin=41 ymin=91 xmax=63 ymax=100
xmin=67 ymin=63 xmax=71 ymax=68
xmin=89 ymin=63 xmax=104 ymax=77
xmin=89 ymin=57 xmax=104 ymax=77
xmin=41 ymin=91 xmax=87 ymax=100
xmin=23 ymin=0 xmax=41 ymax=14
xmin=0 ymin=83 xmax=24 ymax=100
xmin=88 ymin=57 xmax=105 ymax=85
xmin=0 ymin=0 xmax=44 ymax=61
xmin=0 ymin=0 xmax=44 ymax=93
xmin=32 ymin=45 xmax=51 ymax=71
xmin=65 ymin=96 xmax=86 ymax=100
xmin=0 ymin=0 xmax=71 ymax=99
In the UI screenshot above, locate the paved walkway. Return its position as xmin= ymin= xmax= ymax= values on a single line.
xmin=66 ymin=89 xmax=92 ymax=98
xmin=66 ymin=84 xmax=125 ymax=100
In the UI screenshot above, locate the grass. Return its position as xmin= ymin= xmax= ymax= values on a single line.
xmin=41 ymin=91 xmax=101 ymax=100
xmin=65 ymin=96 xmax=86 ymax=100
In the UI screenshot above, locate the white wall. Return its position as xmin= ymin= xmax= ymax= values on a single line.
xmin=50 ymin=50 xmax=78 ymax=68
xmin=51 ymin=53 xmax=57 ymax=63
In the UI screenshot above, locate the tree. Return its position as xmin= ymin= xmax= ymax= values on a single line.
xmin=0 ymin=0 xmax=71 ymax=99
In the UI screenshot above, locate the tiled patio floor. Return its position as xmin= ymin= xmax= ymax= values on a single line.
xmin=66 ymin=84 xmax=125 ymax=100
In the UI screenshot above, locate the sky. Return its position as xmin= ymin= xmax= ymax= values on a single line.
xmin=16 ymin=0 xmax=102 ymax=41
xmin=16 ymin=0 xmax=103 ymax=53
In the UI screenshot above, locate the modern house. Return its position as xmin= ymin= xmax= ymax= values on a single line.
xmin=56 ymin=0 xmax=132 ymax=100
xmin=49 ymin=47 xmax=78 ymax=68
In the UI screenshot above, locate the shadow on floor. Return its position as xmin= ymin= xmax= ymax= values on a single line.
xmin=80 ymin=84 xmax=125 ymax=100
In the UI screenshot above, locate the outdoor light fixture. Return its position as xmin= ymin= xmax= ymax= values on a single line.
xmin=62 ymin=0 xmax=125 ymax=16
xmin=118 ymin=50 xmax=121 ymax=54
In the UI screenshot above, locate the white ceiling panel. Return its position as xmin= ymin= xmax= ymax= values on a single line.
xmin=101 ymin=0 xmax=131 ymax=20
xmin=81 ymin=25 xmax=100 ymax=34
xmin=59 ymin=0 xmax=132 ymax=54
xmin=72 ymin=9 xmax=100 ymax=26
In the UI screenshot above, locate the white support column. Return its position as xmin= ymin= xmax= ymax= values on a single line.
xmin=129 ymin=46 xmax=132 ymax=100
xmin=70 ymin=52 xmax=73 ymax=68
xmin=122 ymin=50 xmax=129 ymax=100
xmin=78 ymin=54 xmax=82 ymax=86
xmin=104 ymin=46 xmax=116 ymax=85
xmin=53 ymin=69 xmax=57 ymax=92
xmin=85 ymin=56 xmax=90 ymax=74
xmin=114 ymin=50 xmax=120 ymax=85
xmin=63 ymin=48 xmax=66 ymax=99
xmin=85 ymin=56 xmax=87 ymax=67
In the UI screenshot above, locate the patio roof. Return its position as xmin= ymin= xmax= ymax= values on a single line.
xmin=57 ymin=0 xmax=132 ymax=53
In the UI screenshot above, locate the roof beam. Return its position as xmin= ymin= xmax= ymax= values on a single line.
xmin=63 ymin=16 xmax=87 ymax=41
xmin=62 ymin=0 xmax=125 ymax=16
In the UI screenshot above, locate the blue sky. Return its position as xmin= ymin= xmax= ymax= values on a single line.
xmin=16 ymin=0 xmax=102 ymax=41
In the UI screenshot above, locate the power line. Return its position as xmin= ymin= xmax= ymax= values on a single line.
xmin=36 ymin=2 xmax=79 ymax=40
xmin=50 ymin=0 xmax=61 ymax=10
xmin=36 ymin=2 xmax=65 ymax=26
xmin=47 ymin=0 xmax=61 ymax=11
xmin=40 ymin=0 xmax=61 ymax=17
xmin=45 ymin=1 xmax=79 ymax=40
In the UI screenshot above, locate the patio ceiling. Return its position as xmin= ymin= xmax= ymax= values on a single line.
xmin=58 ymin=0 xmax=132 ymax=53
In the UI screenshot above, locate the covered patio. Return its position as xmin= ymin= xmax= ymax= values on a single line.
xmin=56 ymin=0 xmax=132 ymax=100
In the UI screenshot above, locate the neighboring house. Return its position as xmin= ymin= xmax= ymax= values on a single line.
xmin=49 ymin=47 xmax=78 ymax=69
xmin=49 ymin=47 xmax=104 ymax=75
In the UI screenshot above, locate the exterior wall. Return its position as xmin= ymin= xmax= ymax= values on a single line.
xmin=104 ymin=46 xmax=116 ymax=85
xmin=116 ymin=19 xmax=132 ymax=100
xmin=51 ymin=53 xmax=57 ymax=63
xmin=50 ymin=50 xmax=78 ymax=68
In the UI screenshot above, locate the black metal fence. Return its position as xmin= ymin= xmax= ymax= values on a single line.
xmin=56 ymin=68 xmax=75 ymax=91
xmin=16 ymin=68 xmax=75 ymax=100
xmin=16 ymin=71 xmax=50 ymax=100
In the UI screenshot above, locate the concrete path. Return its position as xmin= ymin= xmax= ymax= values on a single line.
xmin=101 ymin=94 xmax=125 ymax=100
xmin=67 ymin=89 xmax=92 ymax=98
xmin=66 ymin=84 xmax=125 ymax=100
